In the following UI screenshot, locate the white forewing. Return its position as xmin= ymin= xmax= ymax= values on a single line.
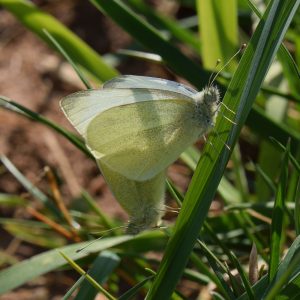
xmin=103 ymin=75 xmax=198 ymax=97
xmin=60 ymin=88 xmax=193 ymax=139
xmin=86 ymin=99 xmax=201 ymax=181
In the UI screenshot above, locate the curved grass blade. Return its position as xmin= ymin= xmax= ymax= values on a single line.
xmin=230 ymin=251 xmax=255 ymax=300
xmin=269 ymin=142 xmax=289 ymax=281
xmin=0 ymin=231 xmax=167 ymax=295
xmin=0 ymin=0 xmax=118 ymax=81
xmin=246 ymin=0 xmax=300 ymax=86
xmin=119 ymin=275 xmax=154 ymax=300
xmin=237 ymin=235 xmax=300 ymax=299
xmin=0 ymin=155 xmax=60 ymax=217
xmin=146 ymin=1 xmax=300 ymax=299
xmin=90 ymin=0 xmax=211 ymax=88
xmin=0 ymin=96 xmax=91 ymax=158
xmin=247 ymin=104 xmax=300 ymax=153
xmin=127 ymin=0 xmax=200 ymax=52
xmin=269 ymin=137 xmax=300 ymax=173
xmin=264 ymin=252 xmax=300 ymax=300
xmin=74 ymin=251 xmax=120 ymax=300
xmin=60 ymin=251 xmax=116 ymax=300
xmin=42 ymin=29 xmax=92 ymax=90
xmin=197 ymin=0 xmax=238 ymax=68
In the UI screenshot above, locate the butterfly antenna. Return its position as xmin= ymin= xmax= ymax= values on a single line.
xmin=76 ymin=236 xmax=103 ymax=253
xmin=208 ymin=59 xmax=221 ymax=88
xmin=76 ymin=225 xmax=126 ymax=253
xmin=210 ymin=43 xmax=247 ymax=86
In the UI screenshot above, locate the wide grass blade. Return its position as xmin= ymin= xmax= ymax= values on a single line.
xmin=90 ymin=0 xmax=210 ymax=88
xmin=0 ymin=231 xmax=167 ymax=295
xmin=74 ymin=251 xmax=120 ymax=300
xmin=0 ymin=0 xmax=118 ymax=81
xmin=0 ymin=96 xmax=91 ymax=158
xmin=127 ymin=0 xmax=200 ymax=52
xmin=146 ymin=1 xmax=300 ymax=299
xmin=197 ymin=0 xmax=238 ymax=68
xmin=246 ymin=0 xmax=300 ymax=89
xmin=60 ymin=251 xmax=116 ymax=300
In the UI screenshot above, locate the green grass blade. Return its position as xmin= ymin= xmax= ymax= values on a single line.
xmin=146 ymin=1 xmax=300 ymax=299
xmin=119 ymin=275 xmax=154 ymax=300
xmin=265 ymin=252 xmax=300 ymax=300
xmin=247 ymin=104 xmax=300 ymax=152
xmin=189 ymin=252 xmax=224 ymax=292
xmin=42 ymin=29 xmax=92 ymax=90
xmin=255 ymin=164 xmax=276 ymax=194
xmin=127 ymin=0 xmax=200 ymax=52
xmin=0 ymin=193 xmax=26 ymax=207
xmin=237 ymin=235 xmax=300 ymax=299
xmin=0 ymin=96 xmax=91 ymax=158
xmin=275 ymin=272 xmax=300 ymax=299
xmin=0 ymin=0 xmax=118 ymax=81
xmin=74 ymin=251 xmax=120 ymax=300
xmin=90 ymin=0 xmax=210 ymax=88
xmin=60 ymin=251 xmax=116 ymax=300
xmin=81 ymin=190 xmax=116 ymax=230
xmin=0 ymin=155 xmax=60 ymax=217
xmin=294 ymin=177 xmax=300 ymax=235
xmin=63 ymin=276 xmax=85 ymax=300
xmin=269 ymin=142 xmax=289 ymax=281
xmin=246 ymin=0 xmax=300 ymax=93
xmin=230 ymin=251 xmax=255 ymax=300
xmin=197 ymin=0 xmax=238 ymax=68
xmin=0 ymin=231 xmax=167 ymax=295
xmin=269 ymin=137 xmax=300 ymax=173
xmin=201 ymin=250 xmax=235 ymax=300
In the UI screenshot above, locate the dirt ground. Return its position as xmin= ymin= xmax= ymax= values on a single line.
xmin=0 ymin=1 xmax=200 ymax=299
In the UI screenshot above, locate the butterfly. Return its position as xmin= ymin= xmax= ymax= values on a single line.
xmin=60 ymin=75 xmax=220 ymax=233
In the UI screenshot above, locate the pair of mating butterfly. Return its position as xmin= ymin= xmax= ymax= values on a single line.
xmin=61 ymin=74 xmax=232 ymax=234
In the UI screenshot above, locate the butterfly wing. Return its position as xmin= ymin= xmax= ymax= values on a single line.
xmin=86 ymin=98 xmax=201 ymax=181
xmin=60 ymin=88 xmax=190 ymax=139
xmin=103 ymin=75 xmax=198 ymax=97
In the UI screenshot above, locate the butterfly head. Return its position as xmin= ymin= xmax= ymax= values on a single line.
xmin=193 ymin=85 xmax=220 ymax=132
xmin=202 ymin=85 xmax=220 ymax=105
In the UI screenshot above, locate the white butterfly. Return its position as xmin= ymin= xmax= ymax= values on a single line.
xmin=61 ymin=75 xmax=220 ymax=181
xmin=60 ymin=75 xmax=220 ymax=233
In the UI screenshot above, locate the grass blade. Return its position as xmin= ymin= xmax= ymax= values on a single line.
xmin=0 ymin=231 xmax=167 ymax=295
xmin=42 ymin=29 xmax=92 ymax=90
xmin=60 ymin=251 xmax=116 ymax=300
xmin=197 ymin=0 xmax=238 ymax=68
xmin=230 ymin=251 xmax=255 ymax=300
xmin=127 ymin=0 xmax=200 ymax=52
xmin=119 ymin=275 xmax=154 ymax=300
xmin=0 ymin=0 xmax=118 ymax=81
xmin=0 ymin=155 xmax=60 ymax=217
xmin=0 ymin=96 xmax=91 ymax=158
xmin=74 ymin=251 xmax=120 ymax=300
xmin=90 ymin=0 xmax=211 ymax=88
xmin=269 ymin=142 xmax=289 ymax=281
xmin=146 ymin=1 xmax=300 ymax=298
